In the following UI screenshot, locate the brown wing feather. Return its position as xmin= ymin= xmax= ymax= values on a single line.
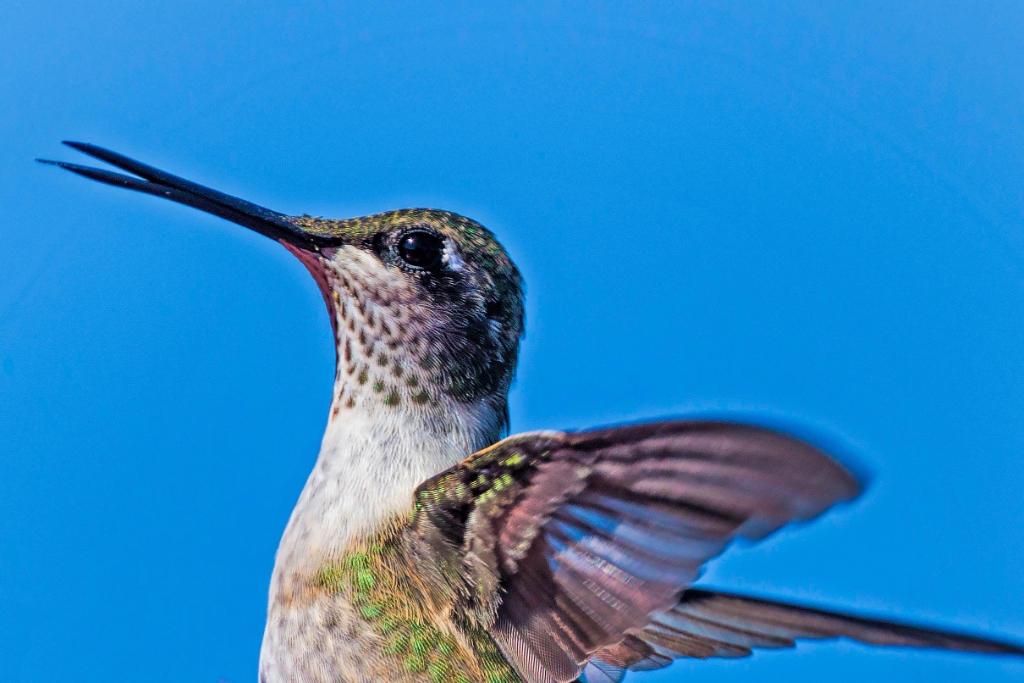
xmin=414 ymin=420 xmax=863 ymax=683
xmin=661 ymin=589 xmax=1024 ymax=654
xmin=496 ymin=422 xmax=860 ymax=681
xmin=583 ymin=588 xmax=1024 ymax=678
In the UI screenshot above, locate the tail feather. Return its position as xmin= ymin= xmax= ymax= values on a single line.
xmin=582 ymin=588 xmax=1024 ymax=680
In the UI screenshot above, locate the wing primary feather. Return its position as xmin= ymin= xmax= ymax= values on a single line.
xmin=670 ymin=590 xmax=1024 ymax=655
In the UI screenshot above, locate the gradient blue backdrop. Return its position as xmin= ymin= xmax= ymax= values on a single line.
xmin=2 ymin=2 xmax=1023 ymax=682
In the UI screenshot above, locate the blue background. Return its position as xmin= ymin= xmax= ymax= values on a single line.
xmin=2 ymin=2 xmax=1023 ymax=682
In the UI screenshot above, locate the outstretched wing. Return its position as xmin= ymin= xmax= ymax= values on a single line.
xmin=581 ymin=589 xmax=1024 ymax=682
xmin=412 ymin=420 xmax=862 ymax=683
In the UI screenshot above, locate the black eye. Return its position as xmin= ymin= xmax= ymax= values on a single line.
xmin=398 ymin=231 xmax=444 ymax=270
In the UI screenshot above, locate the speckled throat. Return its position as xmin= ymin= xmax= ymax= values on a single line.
xmin=291 ymin=210 xmax=524 ymax=411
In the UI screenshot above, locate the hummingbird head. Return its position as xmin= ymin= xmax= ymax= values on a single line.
xmin=285 ymin=210 xmax=524 ymax=429
xmin=39 ymin=143 xmax=524 ymax=438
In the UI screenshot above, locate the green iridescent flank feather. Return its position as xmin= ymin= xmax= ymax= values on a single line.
xmin=469 ymin=628 xmax=527 ymax=683
xmin=315 ymin=541 xmax=522 ymax=683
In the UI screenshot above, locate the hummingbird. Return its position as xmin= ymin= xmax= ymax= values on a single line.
xmin=40 ymin=142 xmax=1022 ymax=683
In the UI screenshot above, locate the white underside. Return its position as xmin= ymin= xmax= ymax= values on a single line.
xmin=274 ymin=398 xmax=500 ymax=575
xmin=257 ymin=394 xmax=502 ymax=683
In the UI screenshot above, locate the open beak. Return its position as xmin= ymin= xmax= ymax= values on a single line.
xmin=37 ymin=141 xmax=339 ymax=250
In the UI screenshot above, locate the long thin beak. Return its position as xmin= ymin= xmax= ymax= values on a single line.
xmin=37 ymin=142 xmax=339 ymax=249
